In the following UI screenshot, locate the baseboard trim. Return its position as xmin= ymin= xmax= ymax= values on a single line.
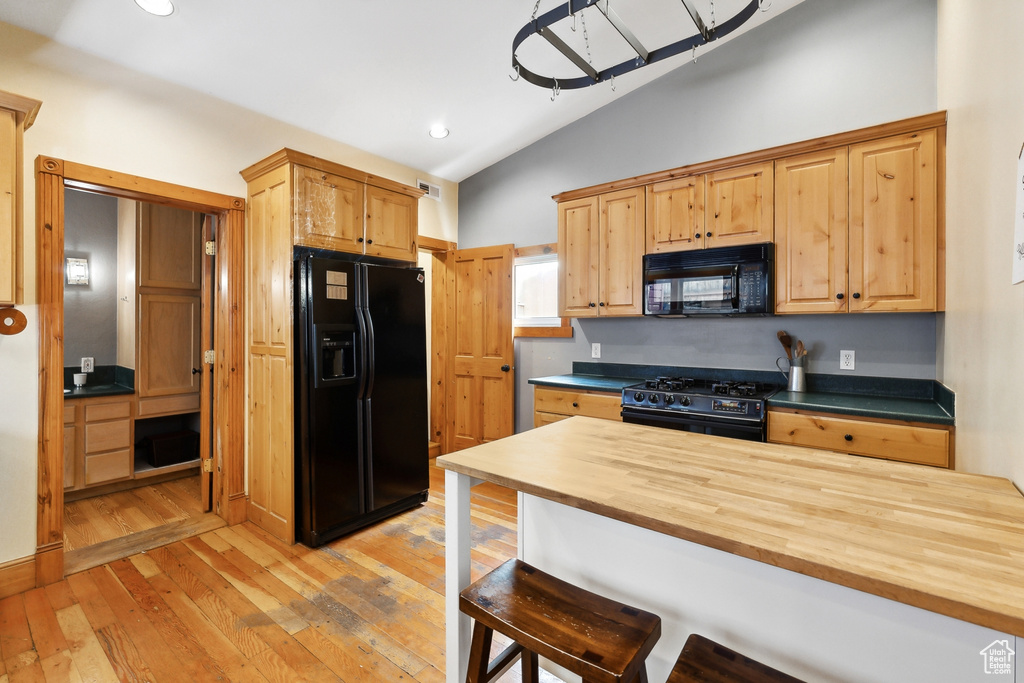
xmin=0 ymin=554 xmax=36 ymax=600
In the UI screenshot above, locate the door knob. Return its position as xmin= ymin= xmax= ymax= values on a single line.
xmin=192 ymin=368 xmax=201 ymax=375
xmin=500 ymin=364 xmax=511 ymax=372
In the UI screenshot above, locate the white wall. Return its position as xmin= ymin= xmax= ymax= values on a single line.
xmin=937 ymin=0 xmax=1024 ymax=483
xmin=0 ymin=21 xmax=458 ymax=565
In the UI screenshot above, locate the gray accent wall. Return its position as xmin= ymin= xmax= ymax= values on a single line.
xmin=457 ymin=0 xmax=940 ymax=432
xmin=64 ymin=189 xmax=119 ymax=367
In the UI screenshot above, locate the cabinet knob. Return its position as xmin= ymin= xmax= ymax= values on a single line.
xmin=192 ymin=368 xmax=201 ymax=375
xmin=599 ymin=302 xmax=605 ymax=307
xmin=589 ymin=302 xmax=596 ymax=307
xmin=366 ymin=239 xmax=373 ymax=244
xmin=706 ymin=231 xmax=712 ymax=238
xmin=572 ymin=402 xmax=579 ymax=408
xmin=852 ymin=292 xmax=861 ymax=299
xmin=695 ymin=233 xmax=701 ymax=239
xmin=836 ymin=293 xmax=845 ymax=300
xmin=358 ymin=237 xmax=364 ymax=243
xmin=844 ymin=434 xmax=853 ymax=442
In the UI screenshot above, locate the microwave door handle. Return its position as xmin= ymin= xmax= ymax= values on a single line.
xmin=731 ymin=265 xmax=740 ymax=310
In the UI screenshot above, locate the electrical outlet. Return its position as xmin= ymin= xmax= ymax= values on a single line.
xmin=591 ymin=343 xmax=601 ymax=359
xmin=81 ymin=357 xmax=94 ymax=373
xmin=840 ymin=350 xmax=855 ymax=371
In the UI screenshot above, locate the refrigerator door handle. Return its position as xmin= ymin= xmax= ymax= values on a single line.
xmin=364 ymin=398 xmax=374 ymax=511
xmin=354 ymin=305 xmax=369 ymax=399
xmin=362 ymin=273 xmax=376 ymax=400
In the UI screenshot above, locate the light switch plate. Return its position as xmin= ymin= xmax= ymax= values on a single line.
xmin=591 ymin=343 xmax=601 ymax=359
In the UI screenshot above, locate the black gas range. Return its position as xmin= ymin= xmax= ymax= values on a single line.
xmin=620 ymin=375 xmax=781 ymax=441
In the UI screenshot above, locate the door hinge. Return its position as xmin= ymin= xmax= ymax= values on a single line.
xmin=202 ymin=459 xmax=213 ymax=473
xmin=204 ymin=349 xmax=216 ymax=365
xmin=205 ymin=240 xmax=216 ymax=256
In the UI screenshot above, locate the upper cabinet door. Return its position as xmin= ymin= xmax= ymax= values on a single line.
xmin=599 ymin=188 xmax=645 ymax=316
xmin=293 ymin=165 xmax=364 ymax=254
xmin=365 ymin=185 xmax=418 ymax=262
xmin=138 ymin=203 xmax=202 ymax=291
xmin=137 ymin=292 xmax=201 ymax=399
xmin=775 ymin=148 xmax=849 ymax=314
xmin=706 ymin=161 xmax=774 ymax=248
xmin=558 ymin=196 xmax=600 ymax=317
xmin=646 ymin=176 xmax=705 ymax=254
xmin=849 ymin=129 xmax=938 ymax=312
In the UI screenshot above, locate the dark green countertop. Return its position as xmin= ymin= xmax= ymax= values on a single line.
xmin=528 ymin=373 xmax=637 ymax=393
xmin=768 ymin=390 xmax=954 ymax=426
xmin=64 ymin=384 xmax=135 ymax=399
xmin=528 ymin=362 xmax=955 ymax=426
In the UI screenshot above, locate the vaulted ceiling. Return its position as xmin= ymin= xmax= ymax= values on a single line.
xmin=0 ymin=0 xmax=804 ymax=181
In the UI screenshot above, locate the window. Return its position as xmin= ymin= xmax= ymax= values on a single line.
xmin=513 ymin=244 xmax=573 ymax=338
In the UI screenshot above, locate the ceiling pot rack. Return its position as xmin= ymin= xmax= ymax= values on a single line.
xmin=512 ymin=0 xmax=765 ymax=92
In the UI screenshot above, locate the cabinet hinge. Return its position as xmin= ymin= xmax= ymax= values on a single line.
xmin=203 ymin=349 xmax=216 ymax=365
xmin=202 ymin=459 xmax=213 ymax=473
xmin=205 ymin=241 xmax=217 ymax=256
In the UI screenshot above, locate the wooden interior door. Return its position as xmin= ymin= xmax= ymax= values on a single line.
xmin=199 ymin=215 xmax=214 ymax=512
xmin=446 ymin=245 xmax=515 ymax=452
xmin=775 ymin=148 xmax=849 ymax=314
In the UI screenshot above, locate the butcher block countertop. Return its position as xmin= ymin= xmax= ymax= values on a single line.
xmin=437 ymin=416 xmax=1024 ymax=637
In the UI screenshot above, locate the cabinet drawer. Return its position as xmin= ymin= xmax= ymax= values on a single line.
xmin=64 ymin=403 xmax=77 ymax=425
xmin=534 ymin=411 xmax=571 ymax=428
xmin=84 ymin=449 xmax=131 ymax=485
xmin=137 ymin=393 xmax=201 ymax=417
xmin=84 ymin=419 xmax=132 ymax=453
xmin=533 ymin=387 xmax=622 ymax=421
xmin=768 ymin=411 xmax=949 ymax=468
xmin=85 ymin=401 xmax=131 ymax=422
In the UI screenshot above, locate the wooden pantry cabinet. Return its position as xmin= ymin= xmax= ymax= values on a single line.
xmin=775 ymin=129 xmax=940 ymax=314
xmin=533 ymin=386 xmax=623 ymax=428
xmin=558 ymin=187 xmax=645 ymax=317
xmin=240 ymin=149 xmax=424 ymax=544
xmin=768 ymin=408 xmax=952 ymax=468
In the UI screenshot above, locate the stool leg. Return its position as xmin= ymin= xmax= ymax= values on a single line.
xmin=466 ymin=621 xmax=494 ymax=683
xmin=521 ymin=649 xmax=539 ymax=683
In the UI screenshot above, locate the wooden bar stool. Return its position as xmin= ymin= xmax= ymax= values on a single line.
xmin=667 ymin=634 xmax=805 ymax=683
xmin=459 ymin=559 xmax=662 ymax=683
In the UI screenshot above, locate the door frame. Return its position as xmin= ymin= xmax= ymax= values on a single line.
xmin=35 ymin=156 xmax=247 ymax=586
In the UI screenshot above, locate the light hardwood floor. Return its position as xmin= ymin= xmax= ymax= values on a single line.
xmin=0 ymin=465 xmax=526 ymax=682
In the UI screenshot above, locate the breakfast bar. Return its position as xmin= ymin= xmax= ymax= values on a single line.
xmin=438 ymin=417 xmax=1024 ymax=682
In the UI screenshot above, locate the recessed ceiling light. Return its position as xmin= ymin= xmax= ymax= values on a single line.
xmin=134 ymin=0 xmax=174 ymax=17
xmin=428 ymin=125 xmax=450 ymax=140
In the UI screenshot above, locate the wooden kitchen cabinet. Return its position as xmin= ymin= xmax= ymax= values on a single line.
xmin=646 ymin=175 xmax=705 ymax=253
xmin=0 ymin=90 xmax=41 ymax=307
xmin=533 ymin=386 xmax=622 ymax=428
xmin=775 ymin=147 xmax=849 ymax=314
xmin=768 ymin=408 xmax=952 ymax=468
xmin=849 ymin=129 xmax=938 ymax=312
xmin=65 ymin=395 xmax=135 ymax=492
xmin=557 ymin=187 xmax=645 ymax=317
xmin=705 ymin=161 xmax=774 ymax=248
xmin=138 ymin=203 xmax=202 ymax=291
xmin=776 ymin=129 xmax=940 ymax=314
xmin=136 ymin=293 xmax=202 ymax=417
xmin=240 ymin=148 xmax=424 ymax=544
xmin=256 ymin=149 xmax=422 ymax=261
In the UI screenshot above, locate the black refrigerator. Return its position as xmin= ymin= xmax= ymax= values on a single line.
xmin=294 ymin=246 xmax=429 ymax=547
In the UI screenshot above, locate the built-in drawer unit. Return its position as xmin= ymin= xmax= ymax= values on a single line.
xmin=65 ymin=395 xmax=135 ymax=490
xmin=768 ymin=409 xmax=952 ymax=468
xmin=533 ymin=386 xmax=623 ymax=428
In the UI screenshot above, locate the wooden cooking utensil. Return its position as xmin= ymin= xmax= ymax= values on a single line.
xmin=777 ymin=331 xmax=793 ymax=360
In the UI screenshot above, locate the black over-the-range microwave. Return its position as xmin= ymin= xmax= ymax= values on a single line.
xmin=643 ymin=243 xmax=774 ymax=317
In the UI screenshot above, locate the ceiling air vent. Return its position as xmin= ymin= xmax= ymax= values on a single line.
xmin=417 ymin=179 xmax=442 ymax=201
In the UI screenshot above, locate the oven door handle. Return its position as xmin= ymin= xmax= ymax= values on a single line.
xmin=620 ymin=406 xmax=765 ymax=437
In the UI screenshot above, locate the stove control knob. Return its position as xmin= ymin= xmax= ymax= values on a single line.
xmin=649 ymin=394 xmax=659 ymax=404
xmin=680 ymin=396 xmax=691 ymax=407
xmin=665 ymin=395 xmax=675 ymax=405
xmin=633 ymin=392 xmax=644 ymax=402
